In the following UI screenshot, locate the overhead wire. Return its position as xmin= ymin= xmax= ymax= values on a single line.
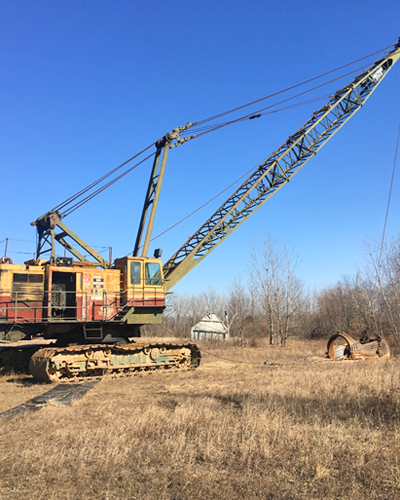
xmin=0 ymin=238 xmax=35 ymax=243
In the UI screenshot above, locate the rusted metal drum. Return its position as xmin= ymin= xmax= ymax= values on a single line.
xmin=327 ymin=332 xmax=390 ymax=360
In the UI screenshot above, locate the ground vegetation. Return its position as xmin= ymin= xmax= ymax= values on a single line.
xmin=1 ymin=339 xmax=399 ymax=500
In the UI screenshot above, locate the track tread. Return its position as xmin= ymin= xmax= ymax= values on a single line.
xmin=29 ymin=341 xmax=201 ymax=382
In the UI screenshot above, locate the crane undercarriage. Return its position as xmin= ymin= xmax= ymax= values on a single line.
xmin=0 ymin=340 xmax=201 ymax=382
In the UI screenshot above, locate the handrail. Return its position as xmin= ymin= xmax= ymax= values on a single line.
xmin=0 ymin=289 xmax=87 ymax=324
xmin=0 ymin=284 xmax=165 ymax=324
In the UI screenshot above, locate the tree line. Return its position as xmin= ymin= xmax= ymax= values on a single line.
xmin=151 ymin=233 xmax=400 ymax=347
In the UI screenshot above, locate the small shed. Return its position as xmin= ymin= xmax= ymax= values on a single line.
xmin=191 ymin=313 xmax=229 ymax=341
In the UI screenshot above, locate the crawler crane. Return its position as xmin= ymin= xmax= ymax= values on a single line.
xmin=1 ymin=39 xmax=399 ymax=381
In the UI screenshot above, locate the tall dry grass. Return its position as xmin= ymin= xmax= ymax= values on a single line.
xmin=0 ymin=339 xmax=399 ymax=499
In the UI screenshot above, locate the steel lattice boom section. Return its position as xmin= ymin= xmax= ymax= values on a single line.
xmin=163 ymin=42 xmax=400 ymax=291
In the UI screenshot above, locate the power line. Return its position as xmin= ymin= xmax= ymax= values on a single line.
xmin=0 ymin=238 xmax=35 ymax=243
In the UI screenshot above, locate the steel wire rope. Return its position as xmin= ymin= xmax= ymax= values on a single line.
xmin=64 ymin=78 xmax=347 ymax=223
xmin=134 ymin=159 xmax=264 ymax=252
xmin=54 ymin=141 xmax=157 ymax=213
xmin=157 ymin=324 xmax=332 ymax=366
xmin=59 ymin=86 xmax=327 ymax=218
xmin=378 ymin=124 xmax=400 ymax=267
xmin=363 ymin=124 xmax=400 ymax=340
xmin=179 ymin=93 xmax=332 ymax=135
xmin=53 ymin=43 xmax=394 ymax=221
xmin=132 ymin=63 xmax=380 ymax=252
xmin=182 ymin=61 xmax=383 ymax=140
xmin=183 ymin=44 xmax=394 ymax=129
xmin=374 ymin=124 xmax=400 ymax=346
xmin=62 ymin=150 xmax=157 ymax=217
xmin=158 ymin=324 xmax=259 ymax=366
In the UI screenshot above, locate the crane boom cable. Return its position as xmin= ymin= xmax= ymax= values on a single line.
xmin=62 ymin=150 xmax=157 ymax=217
xmin=54 ymin=142 xmax=157 ymax=213
xmin=53 ymin=43 xmax=395 ymax=219
xmin=130 ymin=163 xmax=256 ymax=255
xmin=179 ymin=94 xmax=332 ymax=135
xmin=58 ymin=82 xmax=333 ymax=218
xmin=128 ymin=92 xmax=338 ymax=255
xmin=59 ymin=62 xmax=377 ymax=218
xmin=184 ymin=61 xmax=382 ymax=139
xmin=139 ymin=63 xmax=392 ymax=248
xmin=188 ymin=44 xmax=394 ymax=128
xmin=161 ymin=41 xmax=400 ymax=289
xmin=378 ymin=123 xmax=400 ymax=268
xmin=134 ymin=97 xmax=340 ymax=250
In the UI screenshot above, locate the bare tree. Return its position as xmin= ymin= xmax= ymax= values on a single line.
xmin=363 ymin=237 xmax=400 ymax=344
xmin=311 ymin=236 xmax=400 ymax=344
xmin=249 ymin=234 xmax=306 ymax=346
xmin=225 ymin=278 xmax=253 ymax=345
xmin=164 ymin=293 xmax=194 ymax=337
xmin=165 ymin=287 xmax=226 ymax=338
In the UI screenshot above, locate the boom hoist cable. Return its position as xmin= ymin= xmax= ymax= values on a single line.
xmin=131 ymin=43 xmax=399 ymax=257
xmin=378 ymin=124 xmax=400 ymax=267
xmin=182 ymin=44 xmax=395 ymax=130
xmin=48 ymin=42 xmax=394 ymax=219
xmin=32 ymin=40 xmax=399 ymax=267
xmin=161 ymin=38 xmax=400 ymax=290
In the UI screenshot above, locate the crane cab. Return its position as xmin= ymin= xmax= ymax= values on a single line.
xmin=113 ymin=256 xmax=166 ymax=324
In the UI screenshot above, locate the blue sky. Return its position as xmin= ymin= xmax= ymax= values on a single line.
xmin=1 ymin=0 xmax=400 ymax=295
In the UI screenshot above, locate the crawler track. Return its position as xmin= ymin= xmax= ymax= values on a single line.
xmin=0 ymin=343 xmax=51 ymax=374
xmin=30 ymin=341 xmax=201 ymax=382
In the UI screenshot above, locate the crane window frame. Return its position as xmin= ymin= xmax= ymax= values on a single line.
xmin=145 ymin=262 xmax=162 ymax=286
xmin=130 ymin=262 xmax=141 ymax=286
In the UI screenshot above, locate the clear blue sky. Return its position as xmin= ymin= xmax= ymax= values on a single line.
xmin=1 ymin=0 xmax=399 ymax=295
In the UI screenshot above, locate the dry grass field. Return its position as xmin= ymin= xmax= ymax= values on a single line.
xmin=1 ymin=339 xmax=400 ymax=500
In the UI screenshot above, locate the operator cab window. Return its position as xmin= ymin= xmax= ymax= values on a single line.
xmin=131 ymin=262 xmax=141 ymax=285
xmin=145 ymin=262 xmax=162 ymax=286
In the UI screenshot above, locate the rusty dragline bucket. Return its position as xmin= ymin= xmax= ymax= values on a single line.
xmin=327 ymin=331 xmax=390 ymax=360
